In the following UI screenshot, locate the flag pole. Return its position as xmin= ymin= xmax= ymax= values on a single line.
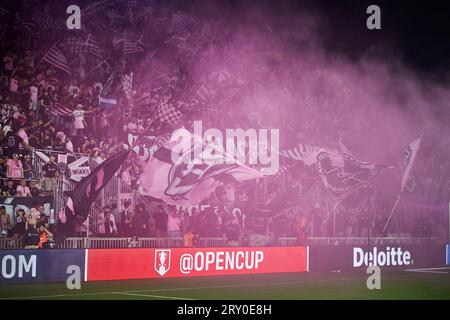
xmin=383 ymin=193 xmax=401 ymax=233
xmin=333 ymin=207 xmax=336 ymax=237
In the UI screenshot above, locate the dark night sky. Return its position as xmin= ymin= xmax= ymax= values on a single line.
xmin=205 ymin=0 xmax=450 ymax=80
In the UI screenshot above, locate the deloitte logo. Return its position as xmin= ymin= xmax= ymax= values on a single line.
xmin=353 ymin=247 xmax=412 ymax=267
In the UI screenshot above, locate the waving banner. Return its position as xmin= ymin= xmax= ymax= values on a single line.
xmin=138 ymin=129 xmax=262 ymax=206
xmin=401 ymin=137 xmax=422 ymax=193
xmin=58 ymin=150 xmax=130 ymax=235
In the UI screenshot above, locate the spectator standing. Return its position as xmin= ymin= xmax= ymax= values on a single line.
xmin=222 ymin=217 xmax=241 ymax=246
xmin=0 ymin=206 xmax=11 ymax=236
xmin=167 ymin=206 xmax=181 ymax=238
xmin=183 ymin=229 xmax=198 ymax=247
xmin=37 ymin=223 xmax=53 ymax=248
xmin=72 ymin=104 xmax=86 ymax=133
xmin=10 ymin=208 xmax=26 ymax=245
xmin=122 ymin=200 xmax=134 ymax=236
xmin=65 ymin=136 xmax=74 ymax=153
xmin=97 ymin=206 xmax=118 ymax=237
xmin=131 ymin=204 xmax=150 ymax=237
xmin=23 ymin=224 xmax=40 ymax=249
xmin=72 ymin=130 xmax=86 ymax=153
xmin=29 ymin=180 xmax=41 ymax=196
xmin=4 ymin=130 xmax=24 ymax=158
xmin=7 ymin=154 xmax=23 ymax=179
xmin=203 ymin=207 xmax=220 ymax=237
xmin=295 ymin=214 xmax=309 ymax=246
xmin=1 ymin=179 xmax=16 ymax=196
xmin=26 ymin=203 xmax=41 ymax=229
xmin=16 ymin=179 xmax=31 ymax=196
xmin=74 ymin=219 xmax=88 ymax=237
xmin=111 ymin=203 xmax=124 ymax=236
xmin=17 ymin=126 xmax=29 ymax=147
xmin=0 ymin=158 xmax=7 ymax=179
xmin=154 ymin=205 xmax=168 ymax=238
xmin=22 ymin=155 xmax=33 ymax=179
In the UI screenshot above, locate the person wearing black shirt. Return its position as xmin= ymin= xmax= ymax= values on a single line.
xmin=22 ymin=155 xmax=33 ymax=179
xmin=131 ymin=204 xmax=150 ymax=237
xmin=72 ymin=130 xmax=86 ymax=153
xmin=154 ymin=205 xmax=168 ymax=238
xmin=3 ymin=130 xmax=23 ymax=158
xmin=1 ymin=179 xmax=16 ymax=196
xmin=11 ymin=209 xmax=26 ymax=243
xmin=222 ymin=217 xmax=242 ymax=245
xmin=0 ymin=158 xmax=7 ymax=180
xmin=24 ymin=225 xmax=40 ymax=249
xmin=29 ymin=180 xmax=41 ymax=197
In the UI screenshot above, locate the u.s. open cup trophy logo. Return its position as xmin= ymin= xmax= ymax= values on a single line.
xmin=154 ymin=249 xmax=171 ymax=276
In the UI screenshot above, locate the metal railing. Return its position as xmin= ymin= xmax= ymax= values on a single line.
xmin=0 ymin=237 xmax=22 ymax=249
xmin=138 ymin=238 xmax=184 ymax=248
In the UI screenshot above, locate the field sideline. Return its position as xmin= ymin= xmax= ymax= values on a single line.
xmin=1 ymin=268 xmax=450 ymax=300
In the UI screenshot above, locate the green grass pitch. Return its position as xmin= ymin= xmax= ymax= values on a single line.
xmin=1 ymin=269 xmax=449 ymax=300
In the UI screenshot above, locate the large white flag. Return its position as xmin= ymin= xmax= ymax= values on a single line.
xmin=401 ymin=137 xmax=422 ymax=192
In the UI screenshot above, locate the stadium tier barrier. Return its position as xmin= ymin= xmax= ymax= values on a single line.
xmin=0 ymin=246 xmax=309 ymax=284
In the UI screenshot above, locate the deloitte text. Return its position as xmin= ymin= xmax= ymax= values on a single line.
xmin=353 ymin=247 xmax=412 ymax=267
xmin=170 ymin=121 xmax=279 ymax=175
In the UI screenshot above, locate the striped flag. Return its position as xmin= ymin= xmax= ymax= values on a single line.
xmin=124 ymin=30 xmax=145 ymax=55
xmin=171 ymin=12 xmax=194 ymax=33
xmin=19 ymin=18 xmax=36 ymax=32
xmin=66 ymin=34 xmax=103 ymax=58
xmin=196 ymin=83 xmax=215 ymax=102
xmin=0 ymin=6 xmax=9 ymax=18
xmin=401 ymin=137 xmax=422 ymax=192
xmin=156 ymin=63 xmax=179 ymax=84
xmin=85 ymin=34 xmax=103 ymax=58
xmin=164 ymin=32 xmax=190 ymax=46
xmin=32 ymin=9 xmax=58 ymax=31
xmin=41 ymin=44 xmax=72 ymax=74
xmin=66 ymin=37 xmax=85 ymax=54
xmin=83 ymin=1 xmax=107 ymax=18
xmin=280 ymin=144 xmax=324 ymax=166
xmin=47 ymin=104 xmax=75 ymax=116
xmin=220 ymin=85 xmax=241 ymax=106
